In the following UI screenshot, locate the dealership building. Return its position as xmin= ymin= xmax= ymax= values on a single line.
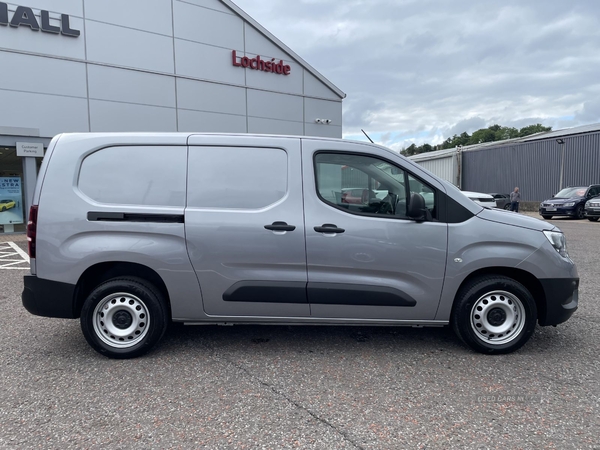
xmin=0 ymin=0 xmax=345 ymax=233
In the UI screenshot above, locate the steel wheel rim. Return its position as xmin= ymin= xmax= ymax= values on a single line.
xmin=470 ymin=290 xmax=526 ymax=346
xmin=92 ymin=292 xmax=150 ymax=348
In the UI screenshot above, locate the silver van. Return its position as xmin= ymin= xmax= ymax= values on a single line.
xmin=22 ymin=133 xmax=578 ymax=358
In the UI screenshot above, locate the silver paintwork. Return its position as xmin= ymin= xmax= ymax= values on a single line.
xmin=31 ymin=132 xmax=578 ymax=326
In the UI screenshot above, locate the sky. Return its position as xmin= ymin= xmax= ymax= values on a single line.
xmin=231 ymin=0 xmax=600 ymax=152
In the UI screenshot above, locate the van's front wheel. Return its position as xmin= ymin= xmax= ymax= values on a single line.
xmin=80 ymin=278 xmax=168 ymax=359
xmin=451 ymin=276 xmax=537 ymax=354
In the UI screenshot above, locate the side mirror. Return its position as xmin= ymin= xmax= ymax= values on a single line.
xmin=407 ymin=193 xmax=431 ymax=222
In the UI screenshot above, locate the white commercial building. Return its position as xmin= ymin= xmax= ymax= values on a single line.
xmin=0 ymin=0 xmax=345 ymax=233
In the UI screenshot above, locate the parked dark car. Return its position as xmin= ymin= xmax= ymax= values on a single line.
xmin=585 ymin=195 xmax=600 ymax=222
xmin=488 ymin=193 xmax=511 ymax=210
xmin=539 ymin=185 xmax=600 ymax=219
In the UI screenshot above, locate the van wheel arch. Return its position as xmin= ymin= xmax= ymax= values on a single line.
xmin=75 ymin=262 xmax=171 ymax=319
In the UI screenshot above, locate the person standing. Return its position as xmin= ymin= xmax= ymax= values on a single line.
xmin=510 ymin=187 xmax=521 ymax=212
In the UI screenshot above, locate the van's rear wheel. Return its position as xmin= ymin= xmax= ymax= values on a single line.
xmin=451 ymin=276 xmax=537 ymax=354
xmin=80 ymin=277 xmax=168 ymax=359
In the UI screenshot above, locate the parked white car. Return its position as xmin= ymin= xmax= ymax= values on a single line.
xmin=462 ymin=191 xmax=496 ymax=208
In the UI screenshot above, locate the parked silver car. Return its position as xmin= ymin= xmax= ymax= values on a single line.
xmin=585 ymin=195 xmax=600 ymax=221
xmin=23 ymin=133 xmax=579 ymax=358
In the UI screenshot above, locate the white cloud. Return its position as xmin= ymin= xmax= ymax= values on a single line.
xmin=231 ymin=0 xmax=600 ymax=145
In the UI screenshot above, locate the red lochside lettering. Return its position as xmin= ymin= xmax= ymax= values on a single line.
xmin=231 ymin=50 xmax=241 ymax=67
xmin=231 ymin=50 xmax=291 ymax=76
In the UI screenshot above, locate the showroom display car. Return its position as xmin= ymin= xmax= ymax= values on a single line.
xmin=0 ymin=199 xmax=16 ymax=212
xmin=539 ymin=185 xmax=600 ymax=220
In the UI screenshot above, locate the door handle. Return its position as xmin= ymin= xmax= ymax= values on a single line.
xmin=264 ymin=221 xmax=296 ymax=232
xmin=314 ymin=223 xmax=345 ymax=234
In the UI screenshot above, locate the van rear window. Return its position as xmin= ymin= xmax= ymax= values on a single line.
xmin=78 ymin=146 xmax=187 ymax=207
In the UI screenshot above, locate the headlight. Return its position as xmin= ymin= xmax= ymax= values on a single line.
xmin=585 ymin=201 xmax=590 ymax=207
xmin=563 ymin=202 xmax=575 ymax=207
xmin=543 ymin=230 xmax=568 ymax=258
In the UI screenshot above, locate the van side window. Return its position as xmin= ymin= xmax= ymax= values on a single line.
xmin=187 ymin=147 xmax=287 ymax=209
xmin=315 ymin=153 xmax=418 ymax=218
xmin=78 ymin=146 xmax=187 ymax=207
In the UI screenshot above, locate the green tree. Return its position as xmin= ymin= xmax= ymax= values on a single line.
xmin=441 ymin=135 xmax=457 ymax=149
xmin=400 ymin=123 xmax=552 ymax=156
xmin=468 ymin=128 xmax=496 ymax=145
xmin=441 ymin=132 xmax=472 ymax=149
xmin=402 ymin=143 xmax=418 ymax=156
xmin=458 ymin=132 xmax=470 ymax=145
xmin=497 ymin=126 xmax=519 ymax=140
xmin=519 ymin=123 xmax=551 ymax=137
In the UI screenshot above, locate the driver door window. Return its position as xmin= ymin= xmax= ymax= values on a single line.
xmin=315 ymin=153 xmax=436 ymax=219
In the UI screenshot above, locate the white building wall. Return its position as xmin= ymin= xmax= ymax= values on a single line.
xmin=417 ymin=157 xmax=456 ymax=185
xmin=0 ymin=0 xmax=343 ymax=138
xmin=409 ymin=152 xmax=459 ymax=186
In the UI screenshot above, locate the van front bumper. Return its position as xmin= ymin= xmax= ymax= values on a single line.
xmin=538 ymin=278 xmax=578 ymax=326
xmin=22 ymin=275 xmax=77 ymax=319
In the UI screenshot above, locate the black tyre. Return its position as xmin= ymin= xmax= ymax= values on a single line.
xmin=451 ymin=276 xmax=537 ymax=354
xmin=503 ymin=204 xmax=510 ymax=210
xmin=541 ymin=215 xmax=552 ymax=220
xmin=588 ymin=217 xmax=599 ymax=222
xmin=80 ymin=277 xmax=169 ymax=359
xmin=575 ymin=205 xmax=585 ymax=219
